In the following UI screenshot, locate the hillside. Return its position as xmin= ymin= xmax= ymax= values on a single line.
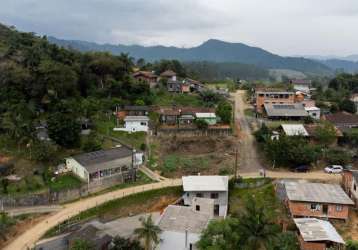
xmin=49 ymin=37 xmax=332 ymax=75
xmin=320 ymin=59 xmax=358 ymax=73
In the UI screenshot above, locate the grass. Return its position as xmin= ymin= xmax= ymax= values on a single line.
xmin=229 ymin=178 xmax=284 ymax=219
xmin=206 ymin=80 xmax=237 ymax=92
xmin=244 ymin=108 xmax=255 ymax=117
xmin=94 ymin=115 xmax=146 ymax=149
xmin=152 ymin=91 xmax=203 ymax=107
xmin=161 ymin=154 xmax=210 ymax=176
xmin=45 ymin=186 xmax=182 ymax=237
xmin=48 ymin=174 xmax=83 ymax=192
xmin=0 ymin=175 xmax=47 ymax=195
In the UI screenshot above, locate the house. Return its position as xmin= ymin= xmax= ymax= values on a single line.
xmin=182 ymin=175 xmax=229 ymax=217
xmin=195 ymin=113 xmax=217 ymax=125
xmin=294 ymin=218 xmax=345 ymax=250
xmin=263 ymin=103 xmax=309 ymax=120
xmin=116 ymin=105 xmax=150 ymax=120
xmin=282 ymin=181 xmax=354 ymax=220
xmin=132 ymin=71 xmax=158 ymax=88
xmin=324 ymin=111 xmax=358 ymax=131
xmin=280 ymin=124 xmax=309 ymax=137
xmin=342 ymin=170 xmax=358 ymax=208
xmin=255 ymin=90 xmax=295 ymax=113
xmin=351 ymin=94 xmax=358 ymax=114
xmin=160 ymin=70 xmax=177 ymax=81
xmin=157 ymin=199 xmax=213 ymax=250
xmin=167 ymin=80 xmax=190 ymax=93
xmin=305 ymin=106 xmax=321 ymax=119
xmin=157 ymin=107 xmax=215 ymax=126
xmin=304 ymin=124 xmax=343 ymax=144
xmin=66 ymin=146 xmax=141 ymax=184
xmin=290 ymin=79 xmax=312 ymax=94
xmin=114 ymin=116 xmax=149 ymax=133
xmin=184 ymin=78 xmax=206 ymax=92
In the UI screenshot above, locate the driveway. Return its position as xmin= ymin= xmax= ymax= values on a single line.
xmin=232 ymin=90 xmax=263 ymax=173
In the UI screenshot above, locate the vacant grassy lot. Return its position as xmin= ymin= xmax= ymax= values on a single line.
xmin=48 ymin=174 xmax=83 ymax=192
xmin=94 ymin=115 xmax=146 ymax=149
xmin=229 ymin=178 xmax=286 ymax=219
xmin=152 ymin=91 xmax=204 ymax=107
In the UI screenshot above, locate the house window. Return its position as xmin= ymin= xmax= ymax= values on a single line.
xmin=211 ymin=193 xmax=219 ymax=199
xmin=196 ymin=205 xmax=200 ymax=211
xmin=336 ymin=205 xmax=343 ymax=212
xmin=354 ymin=184 xmax=356 ymax=191
xmin=310 ymin=203 xmax=320 ymax=211
xmin=196 ymin=193 xmax=203 ymax=198
xmin=140 ymin=122 xmax=147 ymax=126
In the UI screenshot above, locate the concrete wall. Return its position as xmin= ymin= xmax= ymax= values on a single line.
xmin=288 ymin=201 xmax=349 ymax=220
xmin=66 ymin=158 xmax=88 ymax=182
xmin=183 ymin=191 xmax=228 ymax=217
xmin=157 ymin=231 xmax=200 ymax=250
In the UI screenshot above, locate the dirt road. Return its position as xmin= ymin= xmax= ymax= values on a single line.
xmin=3 ymin=179 xmax=181 ymax=250
xmin=233 ymin=90 xmax=263 ymax=173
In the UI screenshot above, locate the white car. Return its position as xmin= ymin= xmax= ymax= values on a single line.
xmin=324 ymin=165 xmax=343 ymax=174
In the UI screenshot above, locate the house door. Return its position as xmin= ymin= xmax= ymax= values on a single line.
xmin=323 ymin=204 xmax=328 ymax=215
xmin=214 ymin=205 xmax=220 ymax=216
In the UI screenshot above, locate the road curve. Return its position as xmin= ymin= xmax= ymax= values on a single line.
xmin=4 ymin=179 xmax=182 ymax=250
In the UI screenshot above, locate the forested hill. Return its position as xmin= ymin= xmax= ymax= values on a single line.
xmin=49 ymin=37 xmax=332 ymax=75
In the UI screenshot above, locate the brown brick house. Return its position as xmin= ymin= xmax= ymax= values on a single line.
xmin=255 ymin=90 xmax=296 ymax=113
xmin=283 ymin=182 xmax=353 ymax=220
xmin=132 ymin=71 xmax=158 ymax=88
xmin=294 ymin=218 xmax=345 ymax=250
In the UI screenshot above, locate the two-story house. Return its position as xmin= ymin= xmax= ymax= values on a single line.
xmin=182 ymin=175 xmax=229 ymax=217
xmin=283 ymin=181 xmax=354 ymax=220
xmin=255 ymin=90 xmax=296 ymax=113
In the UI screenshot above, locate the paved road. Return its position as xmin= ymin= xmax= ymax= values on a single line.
xmin=233 ymin=90 xmax=263 ymax=173
xmin=3 ymin=180 xmax=181 ymax=250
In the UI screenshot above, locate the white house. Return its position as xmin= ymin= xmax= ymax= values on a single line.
xmin=157 ymin=198 xmax=213 ymax=250
xmin=113 ymin=116 xmax=149 ymax=133
xmin=182 ymin=175 xmax=229 ymax=217
xmin=305 ymin=107 xmax=321 ymax=120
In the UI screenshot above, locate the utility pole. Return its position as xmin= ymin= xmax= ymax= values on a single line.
xmin=234 ymin=147 xmax=239 ymax=181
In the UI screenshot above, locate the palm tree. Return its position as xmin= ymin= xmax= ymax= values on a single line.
xmin=238 ymin=196 xmax=279 ymax=250
xmin=134 ymin=215 xmax=162 ymax=250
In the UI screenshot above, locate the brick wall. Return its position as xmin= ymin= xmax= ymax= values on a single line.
xmin=288 ymin=201 xmax=349 ymax=220
xmin=298 ymin=235 xmax=325 ymax=250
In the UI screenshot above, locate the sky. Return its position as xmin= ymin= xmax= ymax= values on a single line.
xmin=1 ymin=0 xmax=358 ymax=56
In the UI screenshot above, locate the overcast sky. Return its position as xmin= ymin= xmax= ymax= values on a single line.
xmin=1 ymin=0 xmax=358 ymax=56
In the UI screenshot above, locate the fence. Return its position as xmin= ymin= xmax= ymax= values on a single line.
xmin=156 ymin=127 xmax=232 ymax=137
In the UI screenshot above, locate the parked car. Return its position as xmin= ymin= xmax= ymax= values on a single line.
xmin=291 ymin=165 xmax=310 ymax=173
xmin=324 ymin=165 xmax=343 ymax=174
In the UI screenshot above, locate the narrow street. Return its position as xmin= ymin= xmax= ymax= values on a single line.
xmin=233 ymin=90 xmax=263 ymax=173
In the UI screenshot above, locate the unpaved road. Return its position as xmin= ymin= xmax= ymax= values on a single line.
xmin=3 ymin=180 xmax=181 ymax=250
xmin=233 ymin=90 xmax=263 ymax=173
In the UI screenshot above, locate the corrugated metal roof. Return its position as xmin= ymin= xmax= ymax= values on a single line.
xmin=182 ymin=176 xmax=228 ymax=192
xmin=195 ymin=113 xmax=216 ymax=118
xmin=264 ymin=103 xmax=309 ymax=117
xmin=285 ymin=182 xmax=354 ymax=205
xmin=281 ymin=124 xmax=309 ymax=136
xmin=294 ymin=218 xmax=344 ymax=244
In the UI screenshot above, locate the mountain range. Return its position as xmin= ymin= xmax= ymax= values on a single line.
xmin=48 ymin=37 xmax=333 ymax=76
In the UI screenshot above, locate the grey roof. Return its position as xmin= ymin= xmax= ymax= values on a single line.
xmin=285 ymin=182 xmax=354 ymax=205
xmin=158 ymin=205 xmax=210 ymax=234
xmin=264 ymin=103 xmax=309 ymax=117
xmin=294 ymin=218 xmax=344 ymax=244
xmin=182 ymin=176 xmax=229 ymax=192
xmin=72 ymin=146 xmax=133 ymax=169
xmin=124 ymin=116 xmax=149 ymax=122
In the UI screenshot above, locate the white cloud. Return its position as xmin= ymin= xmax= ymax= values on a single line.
xmin=0 ymin=0 xmax=357 ymax=55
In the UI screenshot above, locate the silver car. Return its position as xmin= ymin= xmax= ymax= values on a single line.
xmin=324 ymin=165 xmax=343 ymax=174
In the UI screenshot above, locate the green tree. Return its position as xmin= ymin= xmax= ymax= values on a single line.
xmin=0 ymin=212 xmax=15 ymax=240
xmin=32 ymin=141 xmax=57 ymax=162
xmin=197 ymin=218 xmax=240 ymax=250
xmin=70 ymin=239 xmax=95 ymax=250
xmin=268 ymin=232 xmax=299 ymax=250
xmin=195 ymin=119 xmax=209 ymax=130
xmin=134 ymin=215 xmax=162 ymax=250
xmin=47 ymin=112 xmax=81 ymax=148
xmin=340 ymin=99 xmax=357 ymax=114
xmin=110 ymin=236 xmax=143 ymax=250
xmin=347 ymin=240 xmax=358 ymax=250
xmin=1 ymin=178 xmax=9 ymax=194
xmin=325 ymin=148 xmax=351 ymax=165
xmin=314 ymin=123 xmax=337 ymax=147
xmin=81 ymin=133 xmax=102 ymax=152
xmin=238 ymin=197 xmax=280 ymax=250
xmin=216 ymin=101 xmax=232 ymax=124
